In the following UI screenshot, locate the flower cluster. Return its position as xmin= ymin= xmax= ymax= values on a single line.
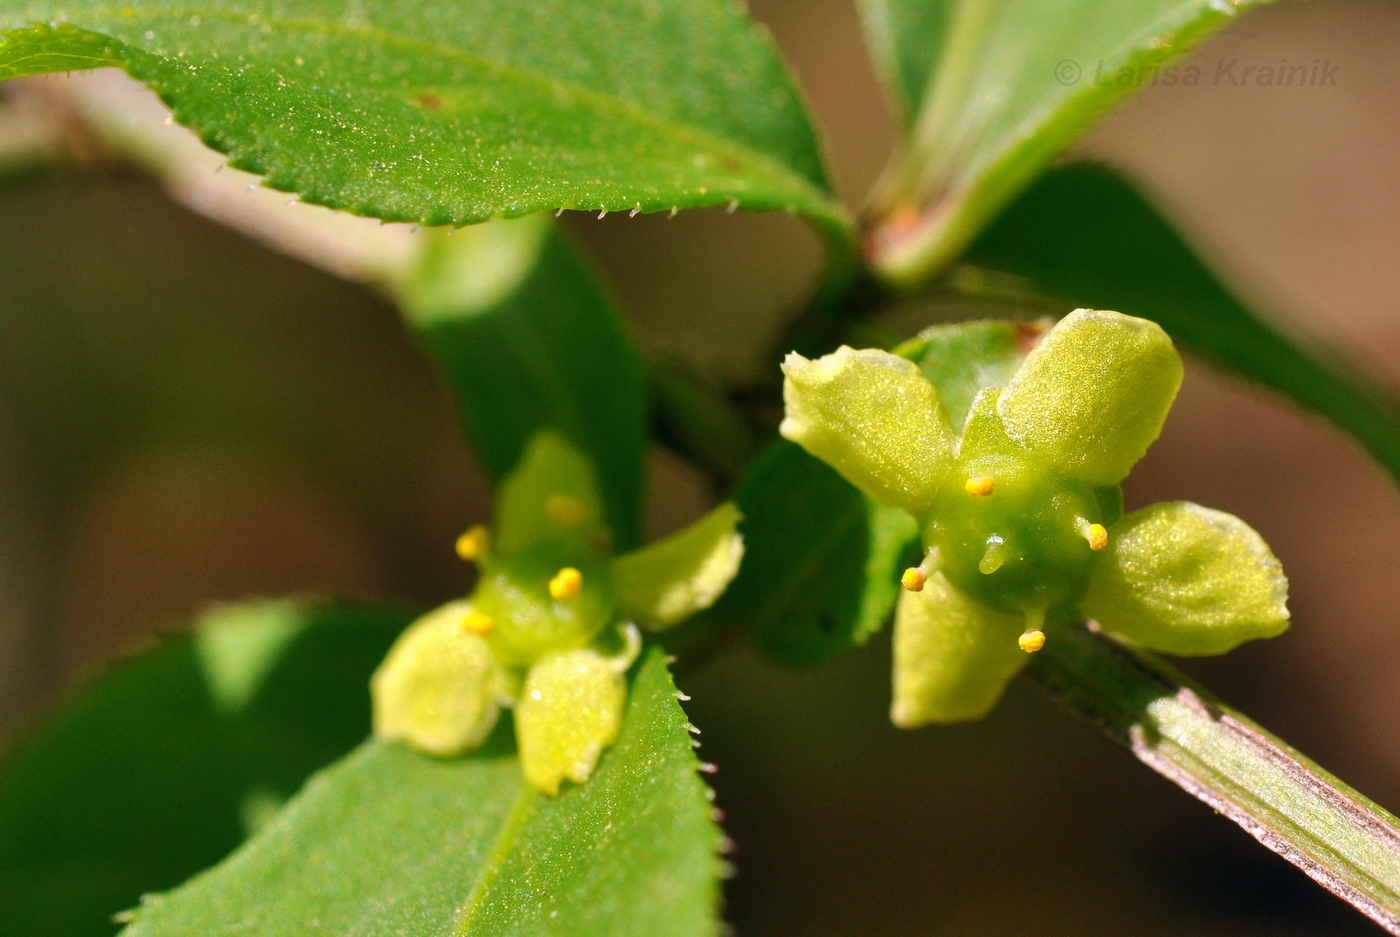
xmin=371 ymin=431 xmax=744 ymax=793
xmin=781 ymin=309 xmax=1290 ymax=726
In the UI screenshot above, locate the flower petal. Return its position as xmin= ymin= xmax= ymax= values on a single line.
xmin=612 ymin=502 xmax=744 ymax=630
xmin=891 ymin=572 xmax=1028 ymax=726
xmin=516 ymin=647 xmax=627 ymax=795
xmin=371 ymin=601 xmax=508 ymax=757
xmin=997 ymin=309 xmax=1183 ymax=485
xmin=781 ymin=346 xmax=954 ymax=515
xmin=1085 ymin=502 xmax=1290 ymax=656
xmin=497 ymin=430 xmax=609 ymax=556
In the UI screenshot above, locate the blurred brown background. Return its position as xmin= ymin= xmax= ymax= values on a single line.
xmin=3 ymin=0 xmax=1400 ymax=933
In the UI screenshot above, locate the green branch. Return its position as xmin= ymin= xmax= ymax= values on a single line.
xmin=1028 ymin=620 xmax=1400 ymax=933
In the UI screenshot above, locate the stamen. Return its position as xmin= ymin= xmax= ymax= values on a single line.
xmin=549 ymin=567 xmax=584 ymax=601
xmin=900 ymin=547 xmax=942 ymax=591
xmin=462 ymin=611 xmax=495 ymax=635
xmin=1076 ymin=517 xmax=1109 ymax=551
xmin=1019 ymin=606 xmax=1047 ymax=653
xmin=978 ymin=535 xmax=1007 ymax=574
xmin=964 ymin=475 xmax=996 ymax=497
xmin=545 ymin=493 xmax=587 ymax=527
xmin=455 ymin=524 xmax=491 ymax=562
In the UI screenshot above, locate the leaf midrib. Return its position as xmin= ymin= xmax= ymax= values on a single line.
xmin=453 ymin=783 xmax=539 ymax=935
xmin=36 ymin=5 xmax=837 ymax=211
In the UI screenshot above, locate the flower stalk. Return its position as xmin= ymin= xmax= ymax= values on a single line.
xmin=1028 ymin=620 xmax=1400 ymax=934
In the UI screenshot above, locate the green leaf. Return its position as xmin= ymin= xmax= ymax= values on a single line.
xmin=0 ymin=599 xmax=412 ymax=937
xmin=963 ymin=163 xmax=1400 ymax=489
xmin=703 ymin=440 xmax=919 ymax=665
xmin=893 ymin=318 xmax=1035 ymax=431
xmin=862 ymin=0 xmax=1276 ymax=285
xmin=0 ymin=0 xmax=847 ymax=234
xmin=120 ymin=647 xmax=723 ymax=937
xmin=0 ymin=20 xmax=114 ymax=77
xmin=647 ymin=358 xmax=762 ymax=486
xmin=396 ymin=218 xmax=646 ymax=549
xmin=855 ymin=0 xmax=952 ymax=129
xmin=613 ymin=502 xmax=745 ymax=631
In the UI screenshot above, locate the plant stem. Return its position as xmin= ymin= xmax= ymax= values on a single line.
xmin=1027 ymin=621 xmax=1400 ymax=933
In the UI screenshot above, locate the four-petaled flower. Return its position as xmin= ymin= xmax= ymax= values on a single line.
xmin=371 ymin=431 xmax=744 ymax=794
xmin=781 ymin=309 xmax=1290 ymax=726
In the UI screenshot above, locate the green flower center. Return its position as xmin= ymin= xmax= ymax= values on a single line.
xmin=927 ymin=446 xmax=1102 ymax=618
xmin=471 ymin=547 xmax=615 ymax=666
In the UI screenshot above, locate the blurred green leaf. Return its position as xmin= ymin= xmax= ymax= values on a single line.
xmin=0 ymin=0 xmax=846 ymax=234
xmin=862 ymin=0 xmax=1275 ymax=286
xmin=856 ymin=0 xmax=951 ymax=129
xmin=396 ymin=217 xmax=647 ymax=549
xmin=0 ymin=598 xmax=412 ymax=937
xmin=648 ymin=358 xmax=761 ymax=486
xmin=963 ymin=162 xmax=1400 ymax=488
xmin=705 ymin=441 xmax=919 ymax=665
xmin=121 ymin=647 xmax=723 ymax=937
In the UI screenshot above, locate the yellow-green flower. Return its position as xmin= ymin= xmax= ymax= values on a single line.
xmin=372 ymin=430 xmax=744 ymax=794
xmin=780 ymin=309 xmax=1289 ymax=727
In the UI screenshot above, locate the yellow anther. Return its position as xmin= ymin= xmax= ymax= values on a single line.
xmin=1018 ymin=630 xmax=1046 ymax=653
xmin=549 ymin=567 xmax=584 ymax=601
xmin=545 ymin=493 xmax=587 ymax=527
xmin=462 ymin=611 xmax=495 ymax=635
xmin=1076 ymin=517 xmax=1110 ymax=552
xmin=964 ymin=475 xmax=996 ymax=497
xmin=901 ymin=567 xmax=927 ymax=592
xmin=455 ymin=524 xmax=491 ymax=562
